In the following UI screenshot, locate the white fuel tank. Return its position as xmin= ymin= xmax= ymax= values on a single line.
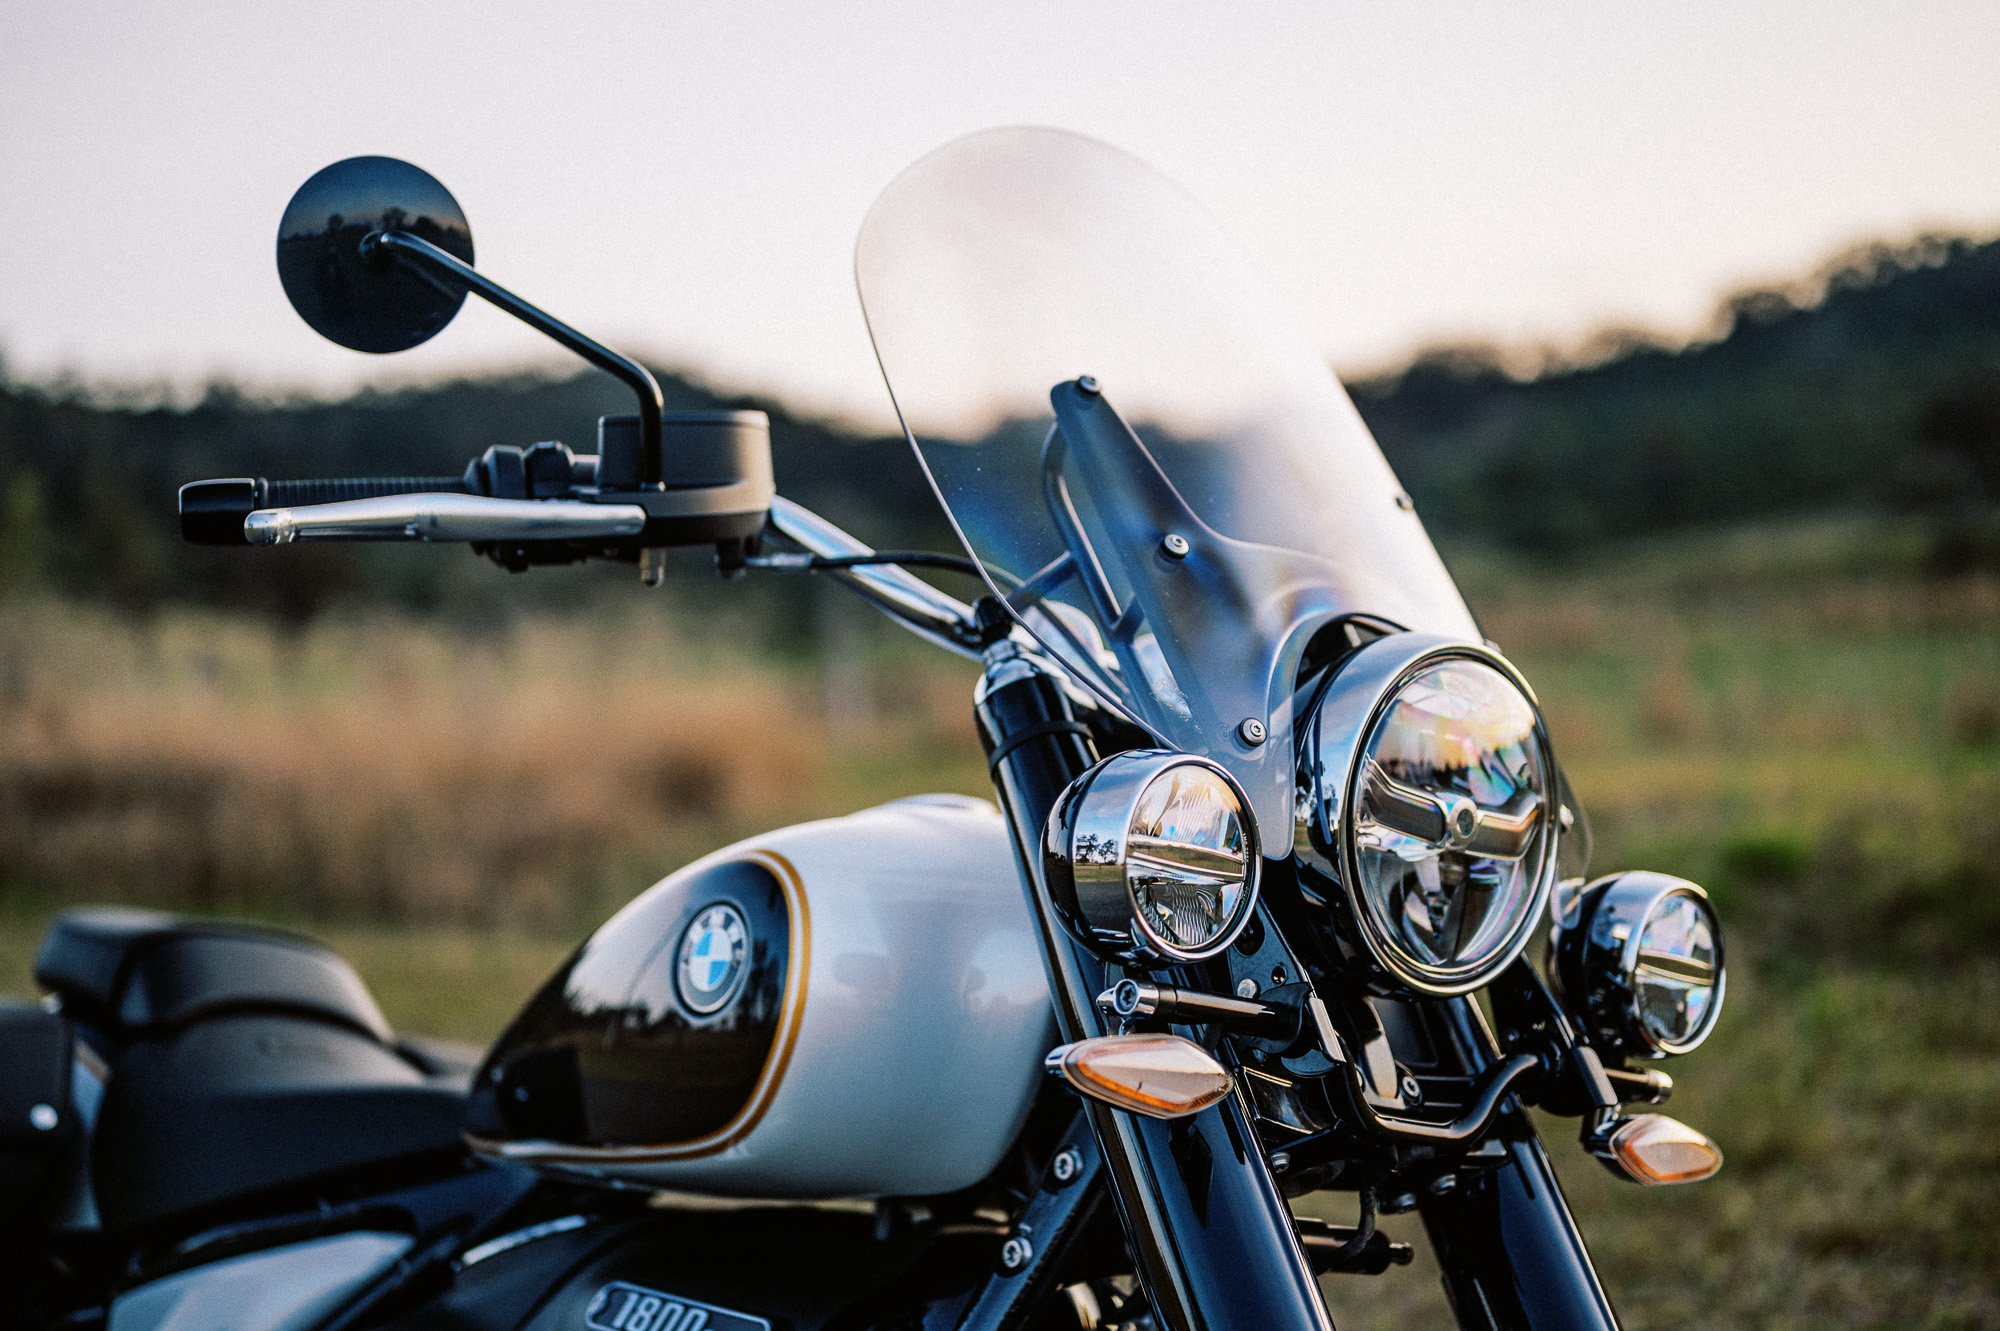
xmin=466 ymin=795 xmax=1055 ymax=1197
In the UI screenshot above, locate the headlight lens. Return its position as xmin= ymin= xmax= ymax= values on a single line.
xmin=1552 ymin=872 xmax=1725 ymax=1057
xmin=1299 ymin=636 xmax=1559 ymax=994
xmin=1045 ymin=751 xmax=1260 ymax=963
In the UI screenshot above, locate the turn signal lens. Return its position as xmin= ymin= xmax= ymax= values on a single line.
xmin=1608 ymin=1114 xmax=1723 ymax=1185
xmin=1045 ymin=1034 xmax=1234 ymax=1119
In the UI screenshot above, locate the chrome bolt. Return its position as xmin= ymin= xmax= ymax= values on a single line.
xmin=1269 ymin=1151 xmax=1292 ymax=1174
xmin=999 ymin=1235 xmax=1033 ymax=1272
xmin=1160 ymin=533 xmax=1190 ymax=559
xmin=1236 ymin=977 xmax=1259 ymax=999
xmin=1051 ymin=1148 xmax=1084 ymax=1185
xmin=1238 ymin=717 xmax=1267 ymax=746
xmin=1400 ymin=1073 xmax=1423 ymax=1104
xmin=1076 ymin=375 xmax=1101 ymax=396
xmin=639 ymin=547 xmax=668 ymax=587
xmin=28 ymin=1104 xmax=57 ymax=1131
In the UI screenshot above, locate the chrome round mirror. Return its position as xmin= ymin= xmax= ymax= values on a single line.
xmin=1044 ymin=750 xmax=1260 ymax=964
xmin=277 ymin=155 xmax=473 ymax=353
xmin=1551 ymin=871 xmax=1726 ymax=1058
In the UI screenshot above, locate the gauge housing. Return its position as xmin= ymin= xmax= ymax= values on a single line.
xmin=1551 ymin=871 xmax=1726 ymax=1058
xmin=1044 ymin=751 xmax=1261 ymax=964
xmin=1296 ymin=633 xmax=1560 ymax=995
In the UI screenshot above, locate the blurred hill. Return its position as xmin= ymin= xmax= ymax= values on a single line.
xmin=1354 ymin=231 xmax=2000 ymax=558
xmin=1 ymin=226 xmax=1996 ymax=617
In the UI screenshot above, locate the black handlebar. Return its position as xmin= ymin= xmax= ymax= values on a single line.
xmin=179 ymin=476 xmax=471 ymax=545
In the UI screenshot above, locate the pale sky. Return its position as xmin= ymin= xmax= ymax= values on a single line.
xmin=3 ymin=1 xmax=1997 ymax=431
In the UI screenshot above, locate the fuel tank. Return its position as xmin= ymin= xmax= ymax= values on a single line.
xmin=466 ymin=795 xmax=1055 ymax=1197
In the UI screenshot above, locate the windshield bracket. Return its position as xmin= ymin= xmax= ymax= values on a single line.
xmin=1039 ymin=423 xmax=1124 ymax=626
xmin=1005 ymin=550 xmax=1080 ymax=612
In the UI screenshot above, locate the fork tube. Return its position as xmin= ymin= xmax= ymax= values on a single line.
xmin=1418 ymin=999 xmax=1621 ymax=1331
xmin=1420 ymin=1132 xmax=1621 ymax=1331
xmin=976 ymin=646 xmax=1331 ymax=1331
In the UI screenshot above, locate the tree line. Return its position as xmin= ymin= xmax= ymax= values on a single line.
xmin=1 ymin=228 xmax=1995 ymax=619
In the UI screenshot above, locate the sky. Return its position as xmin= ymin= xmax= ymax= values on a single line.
xmin=3 ymin=1 xmax=1997 ymax=432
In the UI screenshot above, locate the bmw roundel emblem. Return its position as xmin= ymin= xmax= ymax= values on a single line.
xmin=676 ymin=903 xmax=750 ymax=1015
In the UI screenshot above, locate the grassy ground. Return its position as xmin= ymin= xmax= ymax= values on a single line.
xmin=3 ymin=514 xmax=1996 ymax=1327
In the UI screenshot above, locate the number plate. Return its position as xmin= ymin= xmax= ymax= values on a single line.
xmin=582 ymin=1281 xmax=771 ymax=1331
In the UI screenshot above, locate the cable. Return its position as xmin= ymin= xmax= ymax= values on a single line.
xmin=808 ymin=551 xmax=988 ymax=578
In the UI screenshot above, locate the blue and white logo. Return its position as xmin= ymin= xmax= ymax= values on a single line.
xmin=676 ymin=903 xmax=749 ymax=1015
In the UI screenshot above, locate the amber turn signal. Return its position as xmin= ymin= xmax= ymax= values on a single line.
xmin=1606 ymin=1114 xmax=1724 ymax=1185
xmin=1045 ymin=1034 xmax=1235 ymax=1120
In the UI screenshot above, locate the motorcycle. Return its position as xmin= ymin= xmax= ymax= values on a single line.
xmin=2 ymin=128 xmax=1727 ymax=1331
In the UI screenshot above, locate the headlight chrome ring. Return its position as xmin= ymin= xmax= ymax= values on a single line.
xmin=1299 ymin=633 xmax=1561 ymax=995
xmin=1551 ymin=871 xmax=1726 ymax=1058
xmin=1044 ymin=750 xmax=1261 ymax=964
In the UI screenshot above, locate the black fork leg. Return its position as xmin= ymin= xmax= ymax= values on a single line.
xmin=1421 ymin=1130 xmax=1620 ymax=1331
xmin=976 ymin=648 xmax=1331 ymax=1331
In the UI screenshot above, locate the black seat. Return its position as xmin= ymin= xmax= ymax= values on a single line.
xmin=36 ymin=907 xmax=395 ymax=1040
xmin=35 ymin=909 xmax=471 ymax=1231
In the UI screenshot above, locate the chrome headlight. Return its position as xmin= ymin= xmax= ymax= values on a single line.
xmin=1552 ymin=871 xmax=1725 ymax=1057
xmin=1299 ymin=634 xmax=1559 ymax=995
xmin=1045 ymin=751 xmax=1260 ymax=964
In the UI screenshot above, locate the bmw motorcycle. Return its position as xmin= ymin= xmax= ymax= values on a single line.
xmin=1 ymin=129 xmax=1727 ymax=1331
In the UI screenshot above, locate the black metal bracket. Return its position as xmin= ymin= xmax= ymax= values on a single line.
xmin=1488 ymin=957 xmax=1626 ymax=1122
xmin=363 ymin=229 xmax=667 ymax=488
xmin=942 ymin=1113 xmax=1104 ymax=1331
xmin=1335 ymin=1052 xmax=1543 ymax=1144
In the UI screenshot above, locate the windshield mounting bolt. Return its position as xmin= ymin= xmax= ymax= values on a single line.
xmin=1160 ymin=533 xmax=1190 ymax=560
xmin=1238 ymin=717 xmax=1267 ymax=746
xmin=999 ymin=1234 xmax=1033 ymax=1273
xmin=1051 ymin=1148 xmax=1084 ymax=1185
xmin=1076 ymin=375 xmax=1101 ymax=396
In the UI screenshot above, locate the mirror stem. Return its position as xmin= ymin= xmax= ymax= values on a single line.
xmin=366 ymin=229 xmax=666 ymax=486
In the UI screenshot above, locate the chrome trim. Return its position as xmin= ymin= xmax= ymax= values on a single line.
xmin=765 ymin=496 xmax=984 ymax=657
xmin=458 ymin=1214 xmax=592 ymax=1268
xmin=244 ymin=493 xmax=647 ymax=544
xmin=1360 ymin=760 xmax=1543 ymax=860
xmin=1297 ymin=633 xmax=1559 ymax=996
xmin=1046 ymin=750 xmax=1260 ymax=964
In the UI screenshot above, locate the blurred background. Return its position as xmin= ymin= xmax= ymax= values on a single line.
xmin=4 ymin=4 xmax=1999 ymax=1326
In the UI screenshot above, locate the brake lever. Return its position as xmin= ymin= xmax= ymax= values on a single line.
xmin=243 ymin=493 xmax=648 ymax=544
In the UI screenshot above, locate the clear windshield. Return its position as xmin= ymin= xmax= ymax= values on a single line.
xmin=856 ymin=128 xmax=1478 ymax=839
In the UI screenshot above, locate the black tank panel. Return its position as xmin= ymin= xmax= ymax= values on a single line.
xmin=470 ymin=859 xmax=791 ymax=1147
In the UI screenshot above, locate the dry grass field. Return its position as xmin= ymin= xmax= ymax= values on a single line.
xmin=2 ymin=514 xmax=1995 ymax=1328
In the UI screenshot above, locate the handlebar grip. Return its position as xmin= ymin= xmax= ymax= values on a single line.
xmin=264 ymin=477 xmax=468 ymax=507
xmin=180 ymin=476 xmax=470 ymax=545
